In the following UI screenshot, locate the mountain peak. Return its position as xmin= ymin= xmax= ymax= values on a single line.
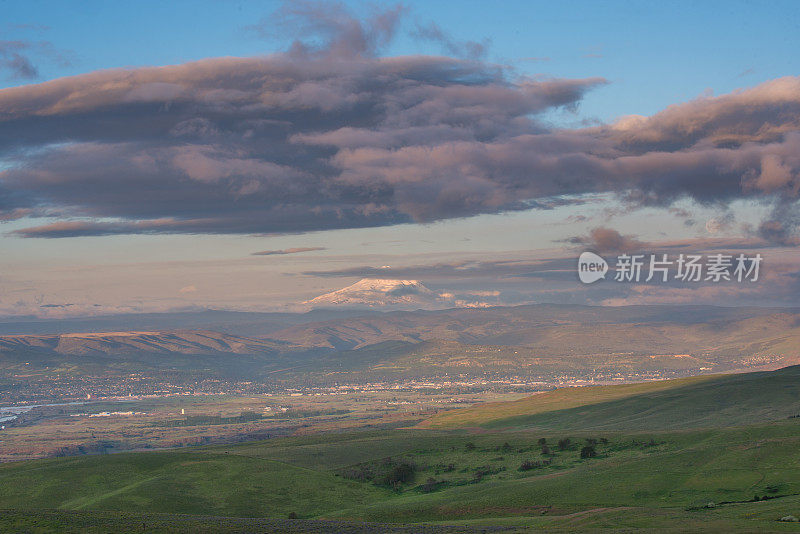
xmin=305 ymin=278 xmax=439 ymax=308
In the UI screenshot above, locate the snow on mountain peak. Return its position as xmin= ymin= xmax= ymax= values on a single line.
xmin=305 ymin=278 xmax=439 ymax=308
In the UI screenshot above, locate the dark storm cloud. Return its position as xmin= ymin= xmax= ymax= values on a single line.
xmin=0 ymin=2 xmax=799 ymax=241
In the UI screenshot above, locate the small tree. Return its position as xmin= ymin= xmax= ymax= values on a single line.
xmin=558 ymin=438 xmax=571 ymax=451
xmin=387 ymin=462 xmax=416 ymax=485
xmin=465 ymin=441 xmax=476 ymax=451
xmin=580 ymin=445 xmax=597 ymax=459
xmin=537 ymin=437 xmax=547 ymax=446
xmin=541 ymin=444 xmax=551 ymax=455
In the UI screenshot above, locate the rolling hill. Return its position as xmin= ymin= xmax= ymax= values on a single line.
xmin=419 ymin=365 xmax=800 ymax=430
xmin=4 ymin=366 xmax=800 ymax=531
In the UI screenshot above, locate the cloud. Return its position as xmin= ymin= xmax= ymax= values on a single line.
xmin=0 ymin=39 xmax=67 ymax=80
xmin=756 ymin=201 xmax=800 ymax=246
xmin=300 ymin=257 xmax=577 ymax=281
xmin=294 ymin=237 xmax=800 ymax=309
xmin=704 ymin=212 xmax=735 ymax=234
xmin=0 ymin=2 xmax=797 ymax=245
xmin=247 ymin=0 xmax=406 ymax=58
xmin=178 ymin=285 xmax=197 ymax=293
xmin=566 ymin=227 xmax=647 ymax=253
xmin=252 ymin=246 xmax=326 ymax=255
xmin=410 ymin=20 xmax=489 ymax=60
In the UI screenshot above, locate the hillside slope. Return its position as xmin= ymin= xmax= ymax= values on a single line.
xmin=3 ymin=422 xmax=800 ymax=531
xmin=419 ymin=365 xmax=800 ymax=430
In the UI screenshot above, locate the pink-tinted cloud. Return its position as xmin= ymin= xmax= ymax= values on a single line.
xmin=0 ymin=2 xmax=797 ymax=245
xmin=566 ymin=227 xmax=647 ymax=253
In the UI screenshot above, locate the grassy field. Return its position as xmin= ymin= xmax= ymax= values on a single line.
xmin=2 ymin=422 xmax=800 ymax=531
xmin=419 ymin=366 xmax=800 ymax=430
xmin=3 ymin=367 xmax=800 ymax=531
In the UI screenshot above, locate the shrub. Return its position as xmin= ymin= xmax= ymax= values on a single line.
xmin=558 ymin=438 xmax=571 ymax=451
xmin=580 ymin=445 xmax=597 ymax=459
xmin=472 ymin=465 xmax=505 ymax=482
xmin=465 ymin=441 xmax=476 ymax=451
xmin=421 ymin=477 xmax=439 ymax=493
xmin=518 ymin=460 xmax=538 ymax=471
xmin=381 ymin=461 xmax=416 ymax=486
xmin=339 ymin=465 xmax=374 ymax=482
xmin=519 ymin=458 xmax=552 ymax=471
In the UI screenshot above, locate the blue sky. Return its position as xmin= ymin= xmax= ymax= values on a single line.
xmin=1 ymin=0 xmax=799 ymax=316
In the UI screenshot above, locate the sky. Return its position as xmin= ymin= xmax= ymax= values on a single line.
xmin=0 ymin=0 xmax=799 ymax=317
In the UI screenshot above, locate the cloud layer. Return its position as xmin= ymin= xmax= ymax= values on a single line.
xmin=0 ymin=3 xmax=798 ymax=242
xmin=252 ymin=247 xmax=326 ymax=255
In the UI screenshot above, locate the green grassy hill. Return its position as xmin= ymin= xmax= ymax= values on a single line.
xmin=4 ymin=367 xmax=800 ymax=532
xmin=420 ymin=366 xmax=800 ymax=430
xmin=3 ymin=422 xmax=800 ymax=532
xmin=0 ymin=449 xmax=388 ymax=518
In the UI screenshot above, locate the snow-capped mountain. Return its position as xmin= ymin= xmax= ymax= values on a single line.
xmin=304 ymin=279 xmax=444 ymax=309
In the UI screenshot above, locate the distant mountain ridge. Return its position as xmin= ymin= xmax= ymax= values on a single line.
xmin=0 ymin=309 xmax=374 ymax=336
xmin=1 ymin=304 xmax=799 ymax=387
xmin=0 ymin=330 xmax=288 ymax=356
xmin=261 ymin=304 xmax=800 ymax=379
xmin=267 ymin=303 xmax=800 ymax=350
